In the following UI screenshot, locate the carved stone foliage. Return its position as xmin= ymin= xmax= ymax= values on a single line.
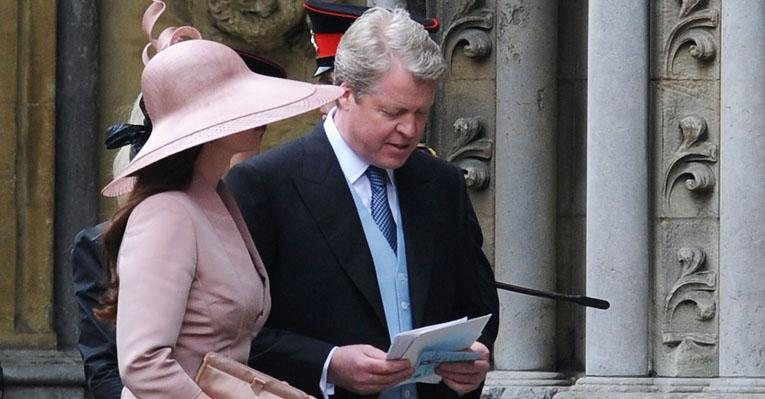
xmin=437 ymin=1 xmax=494 ymax=191
xmin=663 ymin=0 xmax=719 ymax=76
xmin=442 ymin=7 xmax=493 ymax=64
xmin=204 ymin=0 xmax=304 ymax=51
xmin=663 ymin=115 xmax=718 ymax=208
xmin=446 ymin=117 xmax=493 ymax=190
xmin=661 ymin=246 xmax=717 ymax=376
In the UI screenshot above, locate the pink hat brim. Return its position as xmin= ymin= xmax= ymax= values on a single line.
xmin=102 ymin=40 xmax=343 ymax=197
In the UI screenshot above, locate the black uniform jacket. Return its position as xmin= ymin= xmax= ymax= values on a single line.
xmin=72 ymin=224 xmax=123 ymax=399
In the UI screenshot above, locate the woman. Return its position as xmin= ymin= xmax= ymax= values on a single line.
xmin=94 ymin=2 xmax=342 ymax=397
xmin=74 ymin=48 xmax=287 ymax=399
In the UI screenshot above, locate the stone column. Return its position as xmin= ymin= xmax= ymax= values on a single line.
xmin=719 ymin=0 xmax=765 ymax=377
xmin=586 ymin=1 xmax=650 ymax=375
xmin=55 ymin=0 xmax=100 ymax=350
xmin=494 ymin=0 xmax=558 ymax=371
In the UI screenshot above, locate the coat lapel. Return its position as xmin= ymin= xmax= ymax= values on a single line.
xmin=187 ymin=178 xmax=272 ymax=328
xmin=291 ymin=126 xmax=387 ymax=331
xmin=218 ymin=182 xmax=270 ymax=284
xmin=396 ymin=153 xmax=438 ymax=329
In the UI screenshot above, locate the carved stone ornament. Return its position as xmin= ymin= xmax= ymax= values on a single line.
xmin=437 ymin=3 xmax=494 ymax=191
xmin=446 ymin=117 xmax=493 ymax=190
xmin=441 ymin=7 xmax=493 ymax=63
xmin=662 ymin=115 xmax=718 ymax=208
xmin=661 ymin=246 xmax=717 ymax=376
xmin=662 ymin=246 xmax=717 ymax=347
xmin=207 ymin=0 xmax=304 ymax=51
xmin=663 ymin=0 xmax=719 ymax=76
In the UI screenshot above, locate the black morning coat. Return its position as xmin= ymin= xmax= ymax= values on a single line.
xmin=226 ymin=123 xmax=500 ymax=399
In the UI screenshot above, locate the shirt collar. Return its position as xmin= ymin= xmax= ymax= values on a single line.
xmin=324 ymin=107 xmax=393 ymax=185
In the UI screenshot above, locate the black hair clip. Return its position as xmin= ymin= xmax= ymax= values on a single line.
xmin=104 ymin=97 xmax=153 ymax=158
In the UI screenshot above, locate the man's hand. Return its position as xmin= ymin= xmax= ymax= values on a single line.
xmin=436 ymin=341 xmax=491 ymax=395
xmin=328 ymin=344 xmax=413 ymax=395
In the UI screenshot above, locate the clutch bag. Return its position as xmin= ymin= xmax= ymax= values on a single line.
xmin=194 ymin=352 xmax=316 ymax=399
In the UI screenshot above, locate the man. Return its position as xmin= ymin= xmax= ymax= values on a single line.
xmin=227 ymin=7 xmax=499 ymax=399
xmin=305 ymin=0 xmax=439 ymax=157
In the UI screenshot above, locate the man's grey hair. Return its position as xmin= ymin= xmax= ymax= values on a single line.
xmin=333 ymin=7 xmax=446 ymax=96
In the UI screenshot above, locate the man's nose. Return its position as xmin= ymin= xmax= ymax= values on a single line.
xmin=396 ymin=113 xmax=418 ymax=137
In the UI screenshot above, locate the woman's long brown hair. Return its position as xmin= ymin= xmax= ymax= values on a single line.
xmin=94 ymin=146 xmax=203 ymax=324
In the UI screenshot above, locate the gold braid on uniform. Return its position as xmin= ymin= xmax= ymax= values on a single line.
xmin=416 ymin=143 xmax=437 ymax=157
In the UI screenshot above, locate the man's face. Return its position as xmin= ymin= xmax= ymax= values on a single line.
xmin=335 ymin=60 xmax=436 ymax=170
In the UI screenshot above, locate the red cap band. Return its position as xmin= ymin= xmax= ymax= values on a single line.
xmin=313 ymin=32 xmax=344 ymax=59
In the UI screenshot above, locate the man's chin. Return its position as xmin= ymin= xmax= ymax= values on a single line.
xmin=378 ymin=146 xmax=417 ymax=166
xmin=376 ymin=156 xmax=412 ymax=170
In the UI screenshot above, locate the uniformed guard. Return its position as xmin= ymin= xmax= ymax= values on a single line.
xmin=304 ymin=0 xmax=439 ymax=84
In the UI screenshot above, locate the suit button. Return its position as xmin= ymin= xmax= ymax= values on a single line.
xmin=400 ymin=301 xmax=409 ymax=310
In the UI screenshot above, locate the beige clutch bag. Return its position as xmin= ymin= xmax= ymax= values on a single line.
xmin=194 ymin=352 xmax=316 ymax=399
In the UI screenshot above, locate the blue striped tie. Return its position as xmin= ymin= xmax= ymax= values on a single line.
xmin=365 ymin=166 xmax=397 ymax=252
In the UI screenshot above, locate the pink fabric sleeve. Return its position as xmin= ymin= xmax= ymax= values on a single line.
xmin=115 ymin=194 xmax=206 ymax=398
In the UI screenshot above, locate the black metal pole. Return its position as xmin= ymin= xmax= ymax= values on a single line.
xmin=495 ymin=280 xmax=610 ymax=310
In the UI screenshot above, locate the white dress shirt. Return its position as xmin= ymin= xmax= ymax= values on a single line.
xmin=324 ymin=107 xmax=401 ymax=223
xmin=317 ymin=108 xmax=402 ymax=398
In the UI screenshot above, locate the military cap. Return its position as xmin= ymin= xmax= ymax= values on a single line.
xmin=304 ymin=0 xmax=439 ymax=78
xmin=234 ymin=49 xmax=288 ymax=79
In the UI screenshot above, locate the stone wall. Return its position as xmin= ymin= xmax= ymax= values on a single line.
xmin=2 ymin=0 xmax=763 ymax=397
xmin=0 ymin=0 xmax=57 ymax=350
xmin=463 ymin=0 xmax=764 ymax=397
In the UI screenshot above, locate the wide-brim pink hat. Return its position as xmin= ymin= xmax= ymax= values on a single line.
xmin=102 ymin=38 xmax=343 ymax=197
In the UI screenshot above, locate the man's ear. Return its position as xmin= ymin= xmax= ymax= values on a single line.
xmin=336 ymin=82 xmax=354 ymax=111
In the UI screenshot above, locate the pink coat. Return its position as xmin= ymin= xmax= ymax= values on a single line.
xmin=116 ymin=175 xmax=270 ymax=398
